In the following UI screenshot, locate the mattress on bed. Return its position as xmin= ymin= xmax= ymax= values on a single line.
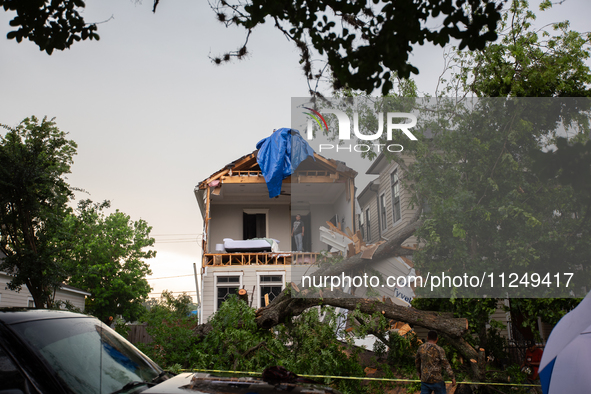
xmin=223 ymin=238 xmax=279 ymax=253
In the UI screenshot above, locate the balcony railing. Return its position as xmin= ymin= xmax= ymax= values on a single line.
xmin=203 ymin=252 xmax=318 ymax=267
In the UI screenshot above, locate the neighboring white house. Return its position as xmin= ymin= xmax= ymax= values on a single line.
xmin=357 ymin=152 xmax=514 ymax=339
xmin=0 ymin=251 xmax=90 ymax=310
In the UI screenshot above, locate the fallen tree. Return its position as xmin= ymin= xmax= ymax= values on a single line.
xmin=192 ymin=213 xmax=487 ymax=381
xmin=254 ymin=287 xmax=484 ymax=380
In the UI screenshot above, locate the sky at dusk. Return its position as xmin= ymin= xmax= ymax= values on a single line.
xmin=1 ymin=0 xmax=589 ymax=303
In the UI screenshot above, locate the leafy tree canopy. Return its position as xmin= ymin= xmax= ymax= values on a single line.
xmin=64 ymin=199 xmax=155 ymax=324
xmin=448 ymin=0 xmax=591 ymax=97
xmin=0 ymin=0 xmax=99 ymax=55
xmin=209 ymin=0 xmax=502 ymax=94
xmin=322 ymin=0 xmax=590 ymax=349
xmin=401 ymin=0 xmax=591 ymax=345
xmin=2 ymin=0 xmax=503 ymax=94
xmin=0 ymin=116 xmax=77 ymax=308
xmin=141 ymin=295 xmax=367 ymax=393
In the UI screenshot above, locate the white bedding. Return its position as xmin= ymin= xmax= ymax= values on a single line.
xmin=222 ymin=238 xmax=280 ymax=253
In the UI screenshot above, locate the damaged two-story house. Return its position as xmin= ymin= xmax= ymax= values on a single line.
xmin=194 ymin=129 xmax=358 ymax=323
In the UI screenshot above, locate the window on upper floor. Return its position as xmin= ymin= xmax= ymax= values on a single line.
xmin=365 ymin=208 xmax=371 ymax=242
xmin=391 ymin=170 xmax=401 ymax=224
xmin=380 ymin=193 xmax=387 ymax=231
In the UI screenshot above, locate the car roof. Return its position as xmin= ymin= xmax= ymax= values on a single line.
xmin=0 ymin=308 xmax=92 ymax=325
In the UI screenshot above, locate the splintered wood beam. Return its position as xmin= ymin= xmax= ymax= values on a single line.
xmin=199 ymin=168 xmax=230 ymax=189
xmin=229 ymin=152 xmax=257 ymax=170
xmin=221 ymin=176 xmax=267 ymax=184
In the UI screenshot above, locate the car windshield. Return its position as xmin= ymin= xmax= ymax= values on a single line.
xmin=13 ymin=316 xmax=161 ymax=394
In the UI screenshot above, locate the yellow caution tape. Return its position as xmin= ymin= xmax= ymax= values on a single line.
xmin=178 ymin=368 xmax=541 ymax=387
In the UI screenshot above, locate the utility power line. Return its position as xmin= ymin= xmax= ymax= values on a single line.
xmin=147 ymin=274 xmax=194 ymax=280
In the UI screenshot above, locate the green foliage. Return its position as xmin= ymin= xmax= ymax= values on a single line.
xmin=211 ymin=0 xmax=501 ymax=94
xmin=1 ymin=0 xmax=99 ymax=54
xmin=64 ymin=199 xmax=155 ymax=324
xmin=405 ymin=95 xmax=591 ymax=301
xmin=387 ymin=332 xmax=421 ymax=368
xmin=276 ymin=307 xmax=365 ymax=393
xmin=450 ymin=0 xmax=591 ymax=97
xmin=139 ymin=291 xmax=200 ymax=368
xmin=197 ymin=294 xmax=280 ymax=371
xmin=0 ymin=117 xmax=156 ymax=318
xmin=51 ymin=299 xmax=83 ymax=314
xmin=142 ymin=296 xmax=369 ymax=393
xmin=405 ymin=0 xmax=591 ymax=350
xmin=3 ymin=0 xmax=503 ymax=92
xmin=509 ymin=298 xmax=580 ymax=340
xmin=0 ymin=116 xmax=77 ymax=308
xmin=113 ymin=317 xmax=130 ymax=338
xmin=347 ymin=306 xmax=420 ymax=378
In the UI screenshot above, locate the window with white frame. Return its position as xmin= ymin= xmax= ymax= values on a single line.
xmin=380 ymin=193 xmax=387 ymax=231
xmin=391 ymin=170 xmax=401 ymax=224
xmin=258 ymin=273 xmax=284 ymax=308
xmin=215 ymin=273 xmax=242 ymax=311
xmin=27 ymin=298 xmax=35 ymax=308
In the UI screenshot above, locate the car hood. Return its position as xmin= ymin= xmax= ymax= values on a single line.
xmin=144 ymin=373 xmax=339 ymax=393
xmin=142 ymin=373 xmax=194 ymax=393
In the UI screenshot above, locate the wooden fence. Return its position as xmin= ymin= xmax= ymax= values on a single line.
xmin=126 ymin=323 xmax=152 ymax=345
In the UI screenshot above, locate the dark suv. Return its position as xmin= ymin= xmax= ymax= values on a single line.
xmin=0 ymin=309 xmax=339 ymax=394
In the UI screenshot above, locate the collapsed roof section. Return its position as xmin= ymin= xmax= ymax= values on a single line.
xmin=194 ymin=149 xmax=358 ymax=218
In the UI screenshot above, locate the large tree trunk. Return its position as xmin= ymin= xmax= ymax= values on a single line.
xmin=255 ymin=289 xmax=468 ymax=338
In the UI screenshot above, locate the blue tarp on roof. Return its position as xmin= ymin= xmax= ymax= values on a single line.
xmin=256 ymin=128 xmax=315 ymax=198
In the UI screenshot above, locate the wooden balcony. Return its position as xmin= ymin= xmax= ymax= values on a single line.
xmin=203 ymin=252 xmax=319 ymax=267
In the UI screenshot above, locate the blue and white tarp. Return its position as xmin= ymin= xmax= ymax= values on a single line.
xmin=538 ymin=290 xmax=591 ymax=393
xmin=256 ymin=128 xmax=315 ymax=198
